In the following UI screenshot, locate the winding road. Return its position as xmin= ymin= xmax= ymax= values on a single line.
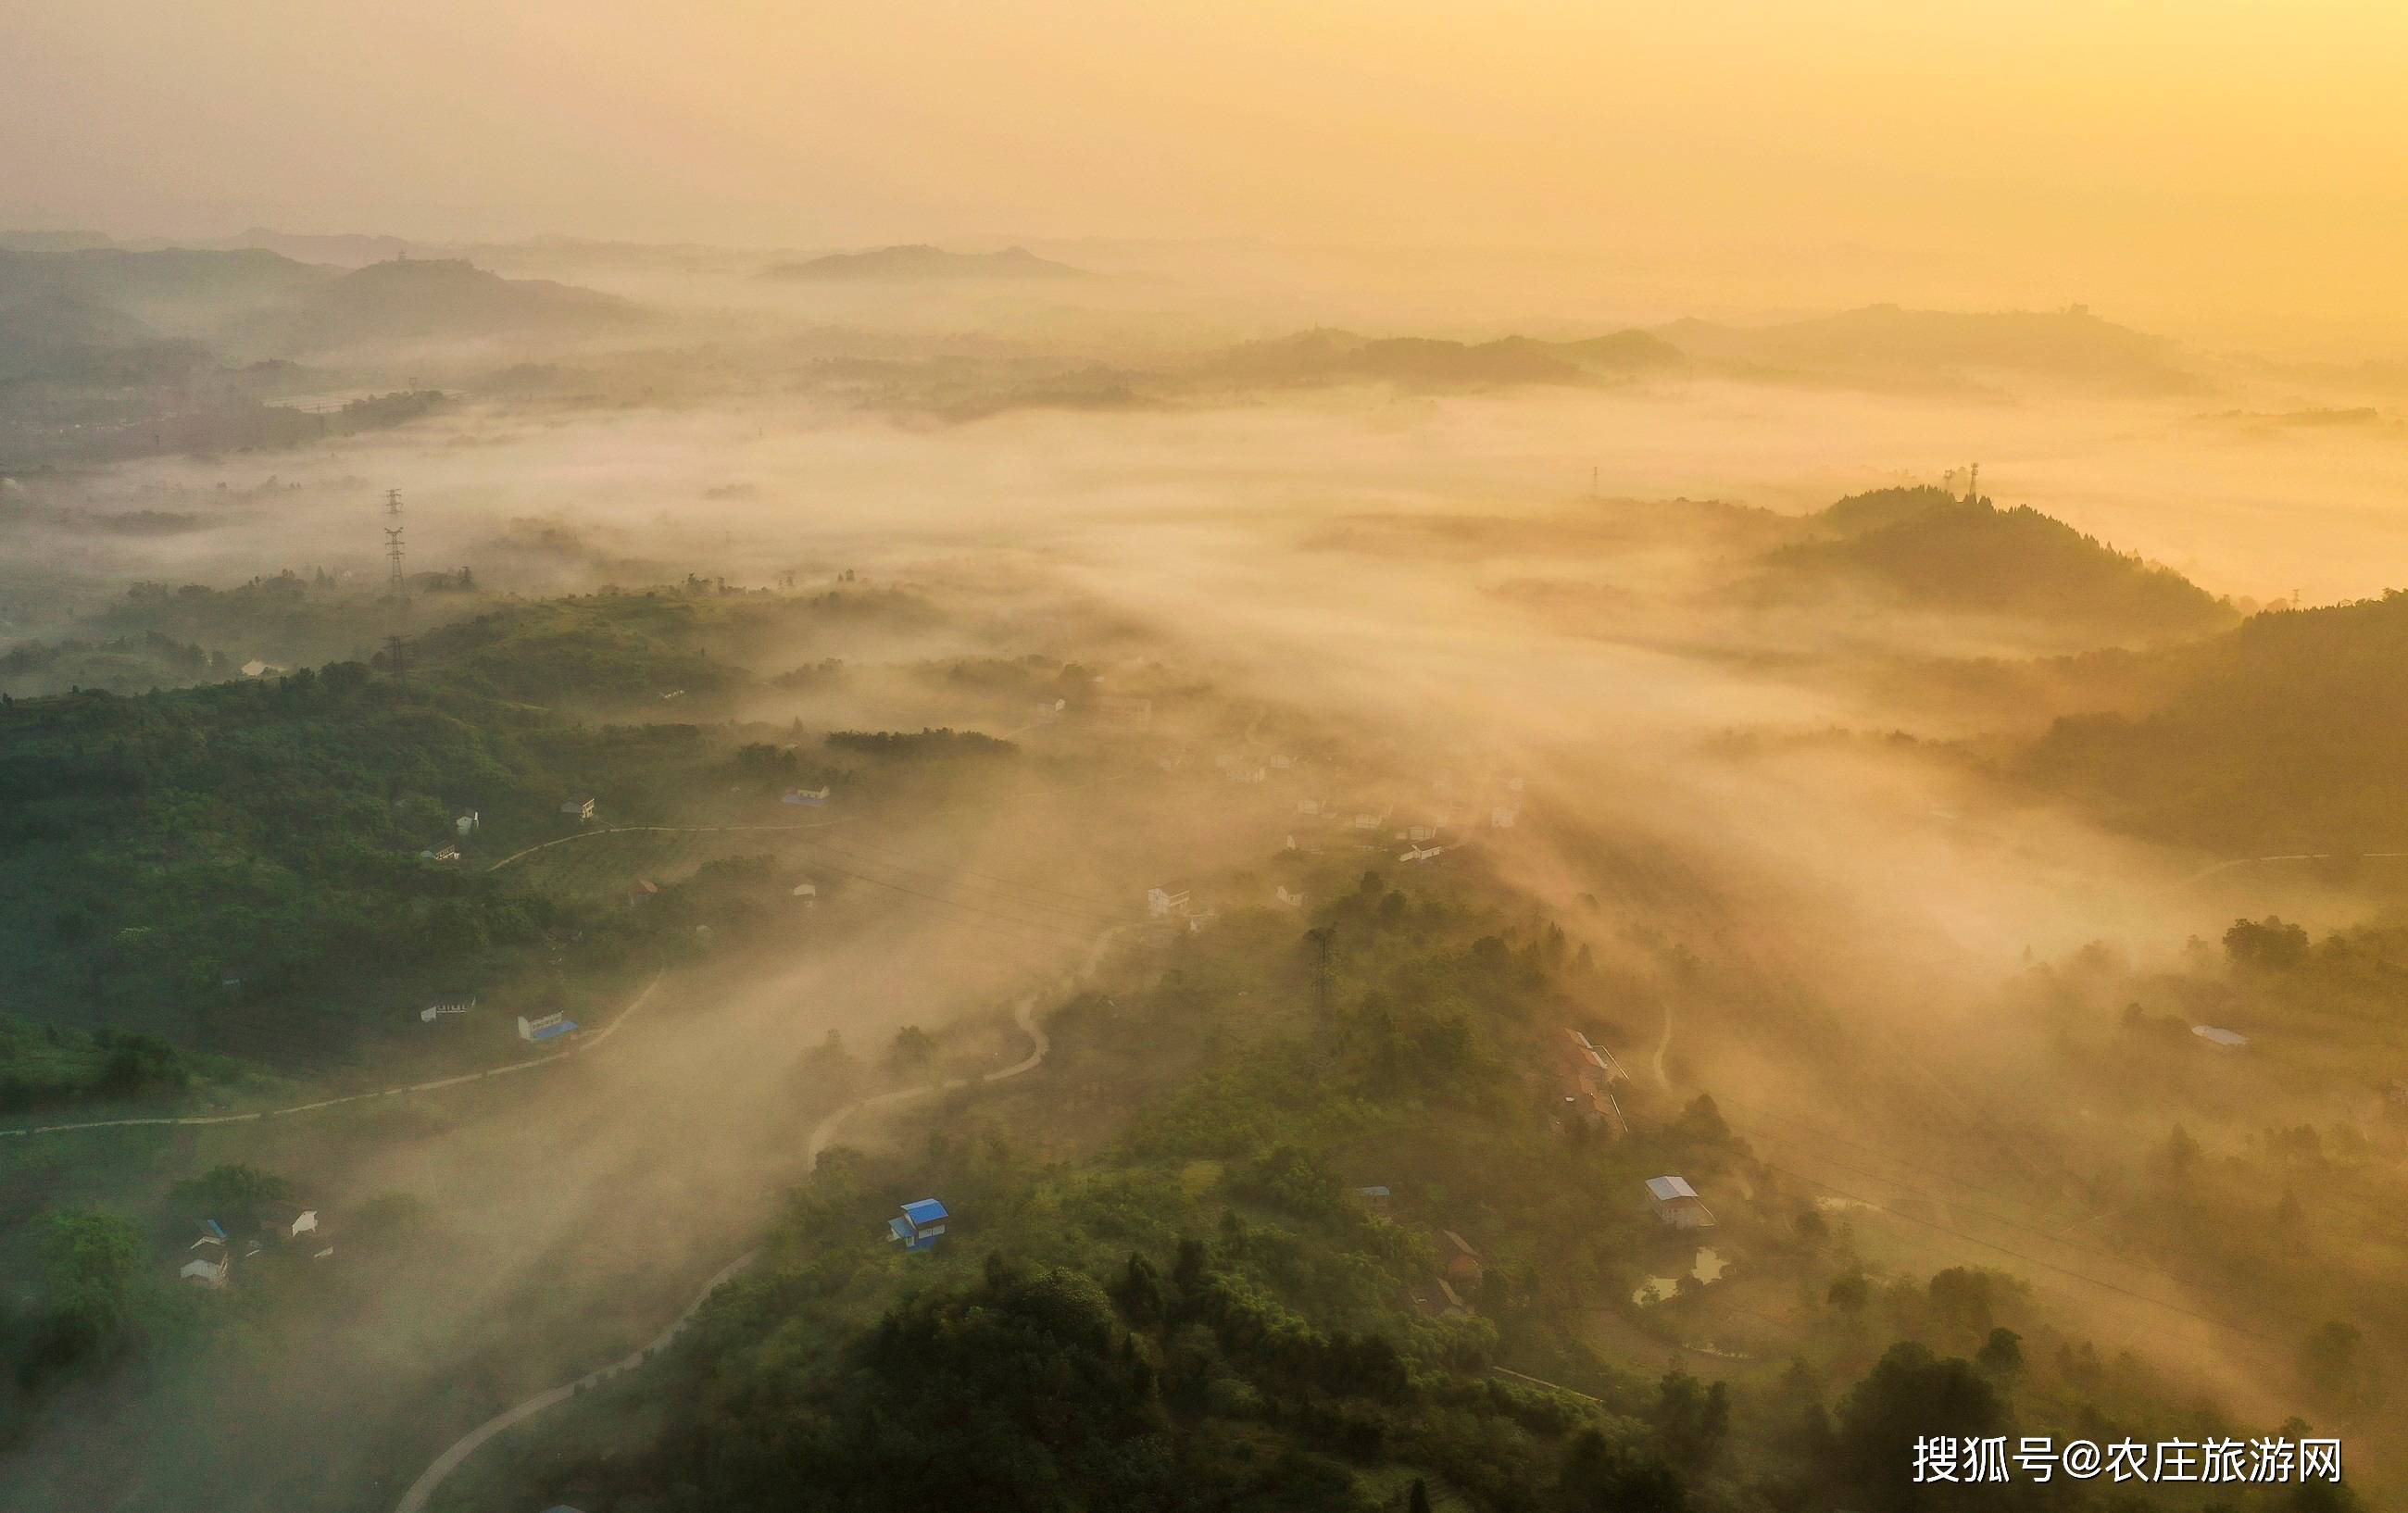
xmin=390 ymin=927 xmax=1109 ymax=1513
xmin=2155 ymin=849 xmax=2408 ymax=895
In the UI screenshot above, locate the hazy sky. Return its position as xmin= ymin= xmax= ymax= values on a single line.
xmin=6 ymin=1 xmax=2405 ymax=340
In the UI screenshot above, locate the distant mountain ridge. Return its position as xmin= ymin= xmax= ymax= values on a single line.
xmin=760 ymin=244 xmax=1087 ymax=281
xmin=1653 ymin=304 xmax=2201 ymax=391
xmin=1199 ymin=326 xmax=1685 ymax=389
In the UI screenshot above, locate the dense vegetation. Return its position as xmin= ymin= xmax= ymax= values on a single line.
xmin=0 ymin=664 xmax=604 ymax=1035
xmin=0 ymin=631 xmax=237 ymax=697
xmin=2024 ymin=590 xmax=2408 ymax=849
xmin=0 ymin=589 xmax=899 ymax=1067
xmin=473 ymin=864 xmax=2362 ymax=1513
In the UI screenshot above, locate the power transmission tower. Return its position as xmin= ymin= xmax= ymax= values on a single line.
xmin=383 ymin=488 xmax=408 ymax=596
xmin=384 ymin=633 xmax=410 ymax=688
xmin=1965 ymin=462 xmax=1979 ymax=502
xmin=1307 ymin=927 xmax=1335 ymax=1019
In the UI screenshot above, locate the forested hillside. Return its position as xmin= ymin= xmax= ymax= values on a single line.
xmin=1759 ymin=490 xmax=2235 ymax=643
xmin=0 ymin=662 xmax=629 ymax=1038
xmin=2024 ymin=590 xmax=2408 ymax=849
xmin=466 ymin=865 xmax=2339 ymax=1513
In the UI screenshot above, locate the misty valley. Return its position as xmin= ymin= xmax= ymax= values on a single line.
xmin=4 ymin=231 xmax=2406 ymax=1513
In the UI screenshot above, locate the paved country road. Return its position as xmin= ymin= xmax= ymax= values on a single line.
xmin=481 ymin=819 xmax=851 ymax=874
xmin=390 ymin=927 xmax=1109 ymax=1513
xmin=1 ymin=972 xmax=666 ymax=1140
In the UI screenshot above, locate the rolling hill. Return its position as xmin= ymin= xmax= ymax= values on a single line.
xmin=225 ymin=257 xmax=637 ymax=354
xmin=1755 ymin=487 xmax=2236 ymax=643
xmin=0 ymin=291 xmax=209 ymax=386
xmin=0 ymin=246 xmax=334 ymax=333
xmin=2022 ymin=591 xmax=2408 ymax=848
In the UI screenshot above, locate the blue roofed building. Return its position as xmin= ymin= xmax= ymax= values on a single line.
xmin=888 ymin=1197 xmax=949 ymax=1252
xmin=517 ymin=1012 xmax=580 ymax=1044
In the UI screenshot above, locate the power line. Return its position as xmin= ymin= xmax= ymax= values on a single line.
xmin=1715 ymin=1093 xmax=2088 ymax=1216
xmin=1718 ymin=1096 xmax=2341 ymax=1338
xmin=1750 ymin=1157 xmax=2286 ymax=1346
xmin=791 ymin=852 xmax=1124 ymax=944
xmin=790 ymin=833 xmax=1123 ymax=922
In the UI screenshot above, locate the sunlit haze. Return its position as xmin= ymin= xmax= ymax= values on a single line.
xmin=4 ymin=8 xmax=2405 ymax=1513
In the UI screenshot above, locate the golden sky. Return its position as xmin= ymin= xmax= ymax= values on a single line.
xmin=6 ymin=0 xmax=2404 ymax=338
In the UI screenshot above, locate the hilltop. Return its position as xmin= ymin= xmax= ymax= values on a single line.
xmin=760 ymin=244 xmax=1087 ymax=281
xmin=1754 ymin=486 xmax=2236 ymax=643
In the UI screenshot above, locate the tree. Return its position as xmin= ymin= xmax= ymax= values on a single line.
xmin=1561 ymin=1428 xmax=1687 ymax=1513
xmin=1975 ymin=1327 xmax=2024 ymax=1377
xmin=1827 ymin=1271 xmax=1870 ymax=1319
xmin=796 ymin=1029 xmax=859 ymax=1104
xmin=2225 ymin=916 xmax=2310 ymax=970
xmin=1926 ymin=1268 xmax=1997 ymax=1338
xmin=1652 ymin=1369 xmax=1731 ymax=1465
xmin=38 ymin=1208 xmax=148 ymax=1357
xmin=170 ymin=1163 xmax=292 ymax=1223
xmin=2162 ymin=1123 xmax=2201 ymax=1181
xmin=1111 ymin=1252 xmax=1166 ymax=1324
xmin=1173 ymin=1235 xmax=1209 ymax=1294
xmin=2298 ymin=1320 xmax=2363 ymax=1402
xmin=886 ymin=1025 xmax=936 ymax=1082
xmin=1830 ymin=1343 xmax=2009 ymax=1512
xmin=93 ymin=1032 xmax=188 ymax=1096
